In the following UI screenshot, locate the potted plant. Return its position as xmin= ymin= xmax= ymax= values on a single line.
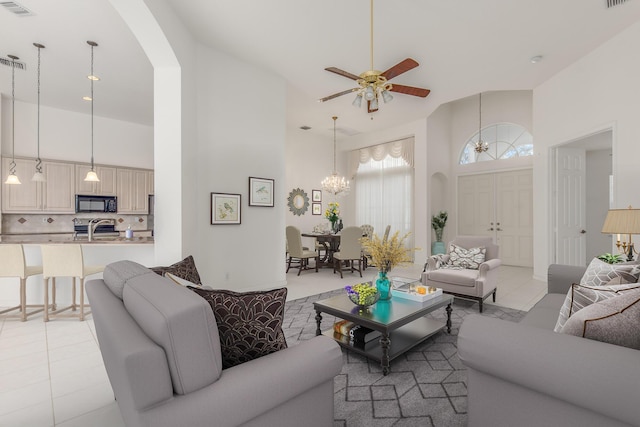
xmin=431 ymin=211 xmax=448 ymax=255
xmin=596 ymin=252 xmax=624 ymax=264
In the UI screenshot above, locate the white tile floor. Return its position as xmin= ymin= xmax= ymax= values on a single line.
xmin=0 ymin=264 xmax=546 ymax=426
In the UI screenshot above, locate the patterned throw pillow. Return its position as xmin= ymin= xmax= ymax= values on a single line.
xmin=150 ymin=255 xmax=202 ymax=285
xmin=561 ymin=288 xmax=640 ymax=350
xmin=579 ymin=258 xmax=640 ymax=287
xmin=447 ymin=244 xmax=486 ymax=270
xmin=189 ymin=287 xmax=288 ymax=369
xmin=553 ymin=282 xmax=640 ymax=332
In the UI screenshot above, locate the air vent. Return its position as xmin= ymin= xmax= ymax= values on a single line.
xmin=0 ymin=1 xmax=32 ymax=16
xmin=0 ymin=56 xmax=26 ymax=70
xmin=607 ymin=0 xmax=628 ymax=7
xmin=300 ymin=125 xmax=312 ymax=130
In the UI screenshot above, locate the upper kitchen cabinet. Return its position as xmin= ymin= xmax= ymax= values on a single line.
xmin=75 ymin=164 xmax=117 ymax=196
xmin=2 ymin=157 xmax=75 ymax=213
xmin=117 ymin=168 xmax=149 ymax=213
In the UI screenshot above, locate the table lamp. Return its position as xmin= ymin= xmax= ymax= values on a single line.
xmin=601 ymin=206 xmax=640 ymax=261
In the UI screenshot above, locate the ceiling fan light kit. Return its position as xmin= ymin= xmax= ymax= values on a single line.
xmin=319 ymin=0 xmax=430 ymax=113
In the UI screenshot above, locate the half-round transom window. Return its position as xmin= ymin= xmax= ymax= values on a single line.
xmin=459 ymin=123 xmax=533 ymax=165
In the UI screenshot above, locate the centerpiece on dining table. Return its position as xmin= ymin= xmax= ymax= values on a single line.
xmin=325 ymin=202 xmax=341 ymax=234
xmin=360 ymin=230 xmax=417 ymax=300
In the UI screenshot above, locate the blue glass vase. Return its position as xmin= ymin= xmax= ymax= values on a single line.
xmin=376 ymin=271 xmax=391 ymax=300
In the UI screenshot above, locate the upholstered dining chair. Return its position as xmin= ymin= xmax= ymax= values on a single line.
xmin=422 ymin=235 xmax=501 ymax=312
xmin=285 ymin=226 xmax=319 ymax=276
xmin=360 ymin=224 xmax=374 ymax=269
xmin=41 ymin=244 xmax=105 ymax=321
xmin=333 ymin=226 xmax=364 ymax=278
xmin=0 ymin=244 xmax=44 ymax=321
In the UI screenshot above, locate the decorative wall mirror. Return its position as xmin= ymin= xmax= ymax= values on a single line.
xmin=287 ymin=188 xmax=309 ymax=216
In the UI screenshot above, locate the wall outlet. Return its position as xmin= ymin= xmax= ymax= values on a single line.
xmin=42 ymin=217 xmax=48 ymax=223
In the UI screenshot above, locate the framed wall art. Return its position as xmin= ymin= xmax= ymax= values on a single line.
xmin=312 ymin=203 xmax=322 ymax=215
xmin=211 ymin=193 xmax=241 ymax=224
xmin=312 ymin=189 xmax=322 ymax=202
xmin=248 ymin=177 xmax=274 ymax=207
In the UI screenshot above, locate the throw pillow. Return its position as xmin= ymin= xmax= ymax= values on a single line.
xmin=553 ymin=282 xmax=640 ymax=332
xmin=189 ymin=287 xmax=288 ymax=369
xmin=448 ymin=244 xmax=486 ymax=270
xmin=150 ymin=255 xmax=202 ymax=285
xmin=579 ymin=257 xmax=640 ymax=287
xmin=561 ymin=288 xmax=640 ymax=350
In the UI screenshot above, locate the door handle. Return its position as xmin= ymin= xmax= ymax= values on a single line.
xmin=487 ymin=228 xmax=494 ymax=231
xmin=580 ymin=229 xmax=587 ymax=234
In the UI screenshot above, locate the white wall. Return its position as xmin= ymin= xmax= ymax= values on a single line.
xmin=533 ymin=21 xmax=640 ymax=279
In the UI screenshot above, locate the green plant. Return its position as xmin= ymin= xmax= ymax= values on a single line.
xmin=325 ymin=202 xmax=340 ymax=223
xmin=596 ymin=253 xmax=624 ymax=264
xmin=431 ymin=211 xmax=448 ymax=242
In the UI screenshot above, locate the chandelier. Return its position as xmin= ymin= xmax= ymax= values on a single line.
xmin=474 ymin=92 xmax=489 ymax=154
xmin=321 ymin=116 xmax=350 ymax=196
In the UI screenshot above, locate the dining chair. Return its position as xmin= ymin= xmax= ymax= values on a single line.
xmin=285 ymin=226 xmax=319 ymax=276
xmin=41 ymin=244 xmax=105 ymax=321
xmin=333 ymin=226 xmax=363 ymax=278
xmin=0 ymin=244 xmax=44 ymax=321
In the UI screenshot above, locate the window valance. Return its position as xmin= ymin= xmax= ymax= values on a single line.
xmin=349 ymin=137 xmax=414 ymax=179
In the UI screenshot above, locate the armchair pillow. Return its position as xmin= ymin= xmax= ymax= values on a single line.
xmin=447 ymin=243 xmax=486 ymax=270
xmin=190 ymin=287 xmax=288 ymax=369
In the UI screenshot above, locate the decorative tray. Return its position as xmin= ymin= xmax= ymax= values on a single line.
xmin=391 ymin=283 xmax=443 ymax=302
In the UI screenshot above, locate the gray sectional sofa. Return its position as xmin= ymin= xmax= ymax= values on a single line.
xmin=86 ymin=261 xmax=343 ymax=427
xmin=458 ymin=264 xmax=640 ymax=427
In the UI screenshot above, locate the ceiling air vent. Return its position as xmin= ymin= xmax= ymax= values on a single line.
xmin=0 ymin=1 xmax=33 ymax=16
xmin=300 ymin=125 xmax=312 ymax=130
xmin=607 ymin=0 xmax=628 ymax=7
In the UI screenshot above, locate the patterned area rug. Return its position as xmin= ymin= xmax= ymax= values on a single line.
xmin=283 ymin=289 xmax=526 ymax=427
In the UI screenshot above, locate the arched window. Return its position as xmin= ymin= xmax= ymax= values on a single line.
xmin=459 ymin=123 xmax=533 ymax=164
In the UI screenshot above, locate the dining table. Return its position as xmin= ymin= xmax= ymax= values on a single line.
xmin=301 ymin=232 xmax=340 ymax=267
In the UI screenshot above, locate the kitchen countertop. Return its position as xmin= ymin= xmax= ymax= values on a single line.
xmin=0 ymin=233 xmax=154 ymax=244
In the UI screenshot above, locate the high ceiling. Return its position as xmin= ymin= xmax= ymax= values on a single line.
xmin=2 ymin=0 xmax=640 ymax=138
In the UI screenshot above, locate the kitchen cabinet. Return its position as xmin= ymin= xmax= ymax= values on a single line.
xmin=148 ymin=171 xmax=154 ymax=195
xmin=117 ymin=168 xmax=149 ymax=213
xmin=75 ymin=165 xmax=117 ymax=196
xmin=2 ymin=157 xmax=75 ymax=213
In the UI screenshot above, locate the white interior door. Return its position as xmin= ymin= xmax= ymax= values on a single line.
xmin=555 ymin=147 xmax=586 ymax=266
xmin=458 ymin=169 xmax=533 ymax=267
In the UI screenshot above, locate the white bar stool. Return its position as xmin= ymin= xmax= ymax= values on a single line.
xmin=41 ymin=244 xmax=104 ymax=321
xmin=0 ymin=244 xmax=44 ymax=321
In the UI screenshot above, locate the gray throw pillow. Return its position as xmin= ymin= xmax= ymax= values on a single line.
xmin=561 ymin=288 xmax=640 ymax=350
xmin=579 ymin=257 xmax=640 ymax=287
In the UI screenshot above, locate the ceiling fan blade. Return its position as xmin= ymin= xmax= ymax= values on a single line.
xmin=381 ymin=58 xmax=419 ymax=80
xmin=318 ymin=88 xmax=359 ymax=103
xmin=367 ymin=100 xmax=378 ymax=114
xmin=325 ymin=67 xmax=360 ymax=81
xmin=390 ymin=84 xmax=431 ymax=98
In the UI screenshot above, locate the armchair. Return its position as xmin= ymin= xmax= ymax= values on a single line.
xmin=422 ymin=236 xmax=501 ymax=312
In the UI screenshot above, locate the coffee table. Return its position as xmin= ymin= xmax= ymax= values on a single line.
xmin=314 ymin=292 xmax=453 ymax=375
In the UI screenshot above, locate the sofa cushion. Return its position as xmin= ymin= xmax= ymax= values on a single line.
xmin=561 ymin=288 xmax=640 ymax=350
xmin=102 ymin=260 xmax=154 ymax=300
xmin=521 ymin=293 xmax=567 ymax=330
xmin=150 ymin=255 xmax=202 ymax=285
xmin=427 ymin=268 xmax=479 ymax=287
xmin=448 ymin=243 xmax=486 ymax=270
xmin=579 ymin=257 xmax=640 ymax=287
xmin=553 ymin=282 xmax=640 ymax=332
xmin=190 ymin=287 xmax=288 ymax=369
xmin=123 ymin=273 xmax=222 ymax=395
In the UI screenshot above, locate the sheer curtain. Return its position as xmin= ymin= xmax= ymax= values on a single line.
xmin=354 ymin=138 xmax=414 ymax=254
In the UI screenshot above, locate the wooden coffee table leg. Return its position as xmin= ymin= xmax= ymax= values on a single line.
xmin=446 ymin=303 xmax=452 ymax=333
xmin=315 ymin=310 xmax=323 ymax=336
xmin=380 ymin=334 xmax=391 ymax=375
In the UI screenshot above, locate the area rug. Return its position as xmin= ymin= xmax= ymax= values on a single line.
xmin=283 ymin=289 xmax=526 ymax=427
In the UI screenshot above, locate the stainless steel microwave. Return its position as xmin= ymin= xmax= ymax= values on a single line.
xmin=75 ymin=195 xmax=117 ymax=213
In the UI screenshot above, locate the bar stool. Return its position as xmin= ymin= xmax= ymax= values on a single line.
xmin=0 ymin=244 xmax=44 ymax=321
xmin=41 ymin=244 xmax=104 ymax=321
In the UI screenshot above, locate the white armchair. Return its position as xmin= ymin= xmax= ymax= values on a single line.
xmin=422 ymin=236 xmax=501 ymax=312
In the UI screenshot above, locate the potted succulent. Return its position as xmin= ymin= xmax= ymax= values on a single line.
xmin=596 ymin=252 xmax=624 ymax=264
xmin=431 ymin=211 xmax=448 ymax=255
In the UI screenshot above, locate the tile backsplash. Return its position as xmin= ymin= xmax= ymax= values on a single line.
xmin=1 ymin=213 xmax=150 ymax=234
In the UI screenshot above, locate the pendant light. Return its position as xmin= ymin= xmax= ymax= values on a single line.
xmin=84 ymin=41 xmax=100 ymax=182
xmin=474 ymin=92 xmax=489 ymax=154
xmin=31 ymin=43 xmax=46 ymax=182
xmin=321 ymin=116 xmax=350 ymax=196
xmin=4 ymin=54 xmax=21 ymax=185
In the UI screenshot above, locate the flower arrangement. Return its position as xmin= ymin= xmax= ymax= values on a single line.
xmin=360 ymin=230 xmax=417 ymax=273
xmin=431 ymin=211 xmax=448 ymax=242
xmin=345 ymin=282 xmax=380 ymax=307
xmin=325 ymin=202 xmax=340 ymax=223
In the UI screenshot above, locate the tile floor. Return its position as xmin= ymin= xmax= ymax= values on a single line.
xmin=0 ymin=264 xmax=546 ymax=426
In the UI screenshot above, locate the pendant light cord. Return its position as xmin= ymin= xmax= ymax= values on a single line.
xmin=478 ymin=92 xmax=482 ymax=142
xmin=370 ymin=0 xmax=374 ymax=71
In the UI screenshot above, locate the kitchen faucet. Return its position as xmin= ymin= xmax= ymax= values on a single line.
xmin=88 ymin=219 xmax=112 ymax=242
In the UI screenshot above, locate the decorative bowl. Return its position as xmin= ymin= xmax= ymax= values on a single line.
xmin=346 ymin=283 xmax=380 ymax=309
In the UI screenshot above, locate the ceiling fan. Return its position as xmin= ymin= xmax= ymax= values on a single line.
xmin=319 ymin=0 xmax=430 ymax=113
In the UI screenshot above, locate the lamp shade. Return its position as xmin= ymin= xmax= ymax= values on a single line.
xmin=84 ymin=170 xmax=100 ymax=182
xmin=601 ymin=208 xmax=640 ymax=234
